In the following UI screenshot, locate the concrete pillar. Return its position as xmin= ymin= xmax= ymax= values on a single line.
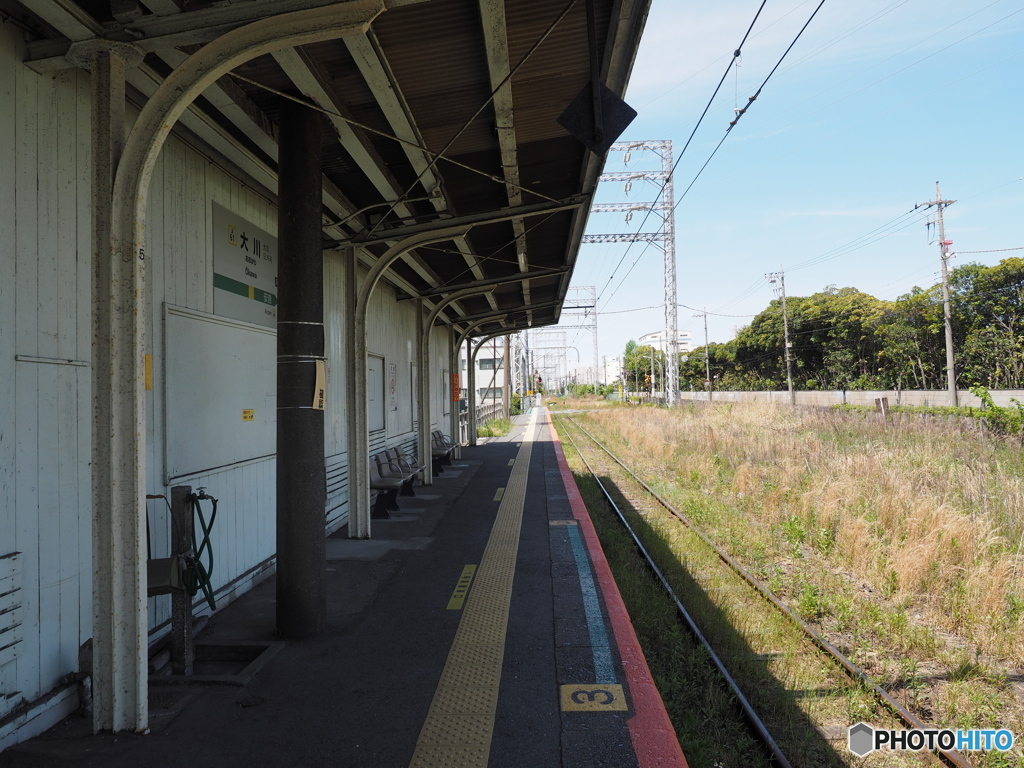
xmin=345 ymin=247 xmax=371 ymax=538
xmin=84 ymin=41 xmax=147 ymax=735
xmin=276 ymin=103 xmax=326 ymax=639
xmin=416 ymin=300 xmax=433 ymax=485
xmin=450 ymin=329 xmax=462 ymax=456
xmin=468 ymin=338 xmax=478 ymax=446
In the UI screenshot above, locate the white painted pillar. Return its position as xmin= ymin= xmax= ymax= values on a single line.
xmin=416 ymin=288 xmax=494 ymax=482
xmin=449 ymin=328 xmax=461 ymax=456
xmin=416 ymin=300 xmax=432 ymax=486
xmin=345 ymin=247 xmax=371 ymax=538
xmin=83 ymin=41 xmax=147 ymax=735
xmin=348 ymin=226 xmax=472 ymax=536
xmin=468 ymin=339 xmax=478 ymax=446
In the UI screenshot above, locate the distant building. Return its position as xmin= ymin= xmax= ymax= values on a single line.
xmin=461 ymin=350 xmax=506 ymax=401
xmin=638 ymin=329 xmax=693 ymax=354
xmin=603 ymin=356 xmax=624 ymax=384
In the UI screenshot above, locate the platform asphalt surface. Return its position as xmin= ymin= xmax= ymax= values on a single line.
xmin=3 ymin=409 xmax=685 ymax=768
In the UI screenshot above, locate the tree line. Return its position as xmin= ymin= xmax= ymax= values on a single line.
xmin=622 ymin=258 xmax=1024 ymax=392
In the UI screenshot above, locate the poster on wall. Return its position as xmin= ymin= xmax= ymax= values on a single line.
xmin=212 ymin=202 xmax=278 ymax=329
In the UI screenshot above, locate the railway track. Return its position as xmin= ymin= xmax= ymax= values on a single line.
xmin=555 ymin=413 xmax=975 ymax=768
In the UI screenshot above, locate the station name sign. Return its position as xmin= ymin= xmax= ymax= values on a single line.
xmin=212 ymin=202 xmax=278 ymax=329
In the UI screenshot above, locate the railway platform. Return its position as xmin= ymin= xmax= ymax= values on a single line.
xmin=3 ymin=408 xmax=687 ymax=768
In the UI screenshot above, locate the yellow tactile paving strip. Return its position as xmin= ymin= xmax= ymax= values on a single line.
xmin=409 ymin=409 xmax=538 ymax=768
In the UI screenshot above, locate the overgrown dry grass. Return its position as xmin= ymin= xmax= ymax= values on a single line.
xmin=575 ymin=402 xmax=1024 ymax=765
xmin=544 ymin=394 xmax=621 ymax=411
xmin=585 ymin=403 xmax=1024 ymax=660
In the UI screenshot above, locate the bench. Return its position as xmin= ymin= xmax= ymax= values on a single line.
xmin=375 ymin=450 xmax=419 ymax=498
xmin=385 ymin=447 xmax=425 ymax=492
xmin=368 ymin=456 xmax=403 ymax=519
xmin=431 ymin=430 xmax=455 ymax=474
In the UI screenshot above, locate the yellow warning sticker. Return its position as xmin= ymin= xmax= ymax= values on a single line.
xmin=508 ymin=459 xmax=515 ymax=467
xmin=446 ymin=565 xmax=477 ymax=610
xmin=560 ymin=684 xmax=628 ymax=711
xmin=242 ymin=409 xmax=255 ymax=421
xmin=493 ymin=487 xmax=505 ymax=502
xmin=549 ymin=520 xmax=578 ymax=526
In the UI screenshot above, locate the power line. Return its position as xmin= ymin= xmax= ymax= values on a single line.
xmin=594 ymin=1 xmax=769 ymax=310
xmin=597 ymin=0 xmax=829 ymax=314
xmin=701 ymin=44 xmax=1024 ymax=193
xmin=679 ymin=303 xmax=756 ymax=318
xmin=955 ymin=246 xmax=1024 ymax=255
xmin=787 ymin=208 xmax=926 ymax=272
xmin=600 ymin=304 xmax=663 ymax=315
xmin=672 ymin=0 xmax=828 ymax=208
xmin=363 ymin=0 xmax=578 ymax=238
xmin=753 ymin=1 xmax=1020 ymax=138
xmin=637 ymin=0 xmax=821 ymax=111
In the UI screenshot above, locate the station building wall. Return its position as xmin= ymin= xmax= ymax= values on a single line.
xmin=0 ymin=25 xmax=93 ymax=725
xmin=0 ymin=22 xmax=449 ymax=730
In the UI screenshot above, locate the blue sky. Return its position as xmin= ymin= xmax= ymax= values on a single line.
xmin=561 ymin=0 xmax=1024 ymax=367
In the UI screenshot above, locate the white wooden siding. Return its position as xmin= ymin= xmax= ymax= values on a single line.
xmin=0 ymin=21 xmax=445 ymax=729
xmin=323 ymin=252 xmax=350 ymax=532
xmin=144 ymin=130 xmax=279 ymax=635
xmin=366 ymin=280 xmax=422 ymax=446
xmin=0 ymin=25 xmax=92 ymax=719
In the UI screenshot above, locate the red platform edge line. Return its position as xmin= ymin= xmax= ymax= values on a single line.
xmin=546 ymin=410 xmax=689 ymax=768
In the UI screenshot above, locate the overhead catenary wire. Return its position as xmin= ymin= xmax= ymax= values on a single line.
xmin=637 ymin=0 xmax=819 ymax=110
xmin=702 ymin=44 xmax=1024 ymax=194
xmin=673 ymin=0 xmax=828 ymax=208
xmin=598 ymin=0 xmax=827 ymax=317
xmin=639 ymin=177 xmax=1021 ymax=349
xmin=363 ymin=0 xmax=579 ymax=239
xmin=754 ymin=0 xmax=1016 ymax=132
xmin=225 ymin=73 xmax=561 ymax=211
xmin=594 ymin=1 xmax=770 ymax=311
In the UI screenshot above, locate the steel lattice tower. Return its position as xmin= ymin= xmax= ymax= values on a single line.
xmin=583 ymin=141 xmax=678 ymax=404
xmin=558 ymin=286 xmax=599 ymax=385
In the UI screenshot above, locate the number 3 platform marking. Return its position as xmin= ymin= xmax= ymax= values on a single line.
xmin=560 ymin=683 xmax=627 ymax=711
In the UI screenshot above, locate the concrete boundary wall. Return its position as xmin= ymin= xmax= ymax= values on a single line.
xmin=677 ymin=390 xmax=1024 ymax=408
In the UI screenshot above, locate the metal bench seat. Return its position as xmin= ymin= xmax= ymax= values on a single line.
xmin=375 ymin=450 xmax=417 ymax=498
xmin=430 ymin=430 xmax=455 ymax=474
xmin=369 ymin=455 xmax=403 ymax=518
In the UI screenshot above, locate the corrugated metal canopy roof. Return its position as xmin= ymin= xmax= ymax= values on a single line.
xmin=15 ymin=0 xmax=650 ymax=335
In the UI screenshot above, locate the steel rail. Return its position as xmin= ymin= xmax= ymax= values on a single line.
xmin=556 ymin=417 xmax=792 ymax=768
xmin=558 ymin=414 xmax=974 ymax=768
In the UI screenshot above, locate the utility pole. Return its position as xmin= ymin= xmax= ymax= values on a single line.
xmin=766 ymin=269 xmax=795 ymax=405
xmin=703 ymin=308 xmax=712 ymax=402
xmin=917 ymin=182 xmax=958 ymax=406
xmin=650 ymin=344 xmax=656 ymax=400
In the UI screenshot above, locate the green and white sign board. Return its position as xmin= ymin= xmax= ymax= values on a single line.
xmin=213 ymin=202 xmax=278 ymax=328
